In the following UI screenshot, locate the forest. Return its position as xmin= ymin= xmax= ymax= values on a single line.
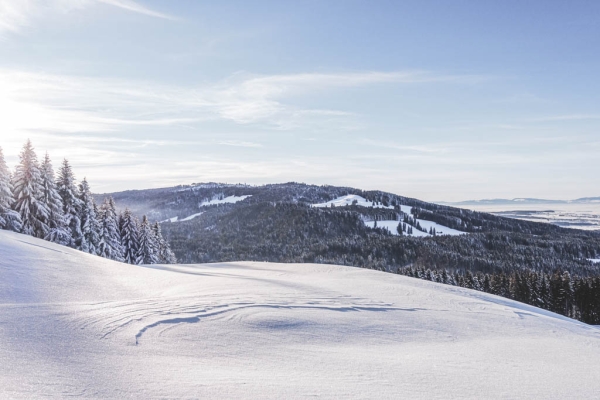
xmin=0 ymin=140 xmax=176 ymax=265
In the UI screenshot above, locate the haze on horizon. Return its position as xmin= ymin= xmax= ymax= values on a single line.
xmin=0 ymin=0 xmax=598 ymax=202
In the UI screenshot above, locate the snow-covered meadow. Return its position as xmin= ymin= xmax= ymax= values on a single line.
xmin=1 ymin=230 xmax=599 ymax=398
xmin=161 ymin=195 xmax=251 ymax=223
xmin=315 ymin=195 xmax=465 ymax=237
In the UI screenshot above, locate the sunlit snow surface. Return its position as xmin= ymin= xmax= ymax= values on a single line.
xmin=1 ymin=231 xmax=599 ymax=399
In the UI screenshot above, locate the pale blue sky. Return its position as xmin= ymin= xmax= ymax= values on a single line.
xmin=0 ymin=0 xmax=598 ymax=201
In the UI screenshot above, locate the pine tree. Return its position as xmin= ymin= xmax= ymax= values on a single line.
xmin=78 ymin=178 xmax=100 ymax=254
xmin=0 ymin=146 xmax=22 ymax=232
xmin=120 ymin=209 xmax=141 ymax=264
xmin=39 ymin=153 xmax=70 ymax=245
xmin=98 ymin=197 xmax=124 ymax=261
xmin=153 ymin=222 xmax=177 ymax=264
xmin=57 ymin=159 xmax=84 ymax=249
xmin=137 ymin=215 xmax=158 ymax=264
xmin=11 ymin=140 xmax=49 ymax=238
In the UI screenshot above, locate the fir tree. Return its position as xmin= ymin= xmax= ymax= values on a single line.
xmin=396 ymin=222 xmax=403 ymax=235
xmin=11 ymin=140 xmax=49 ymax=238
xmin=120 ymin=209 xmax=141 ymax=264
xmin=153 ymin=222 xmax=177 ymax=264
xmin=98 ymin=197 xmax=124 ymax=261
xmin=39 ymin=153 xmax=70 ymax=245
xmin=0 ymin=146 xmax=22 ymax=232
xmin=138 ymin=215 xmax=159 ymax=264
xmin=57 ymin=159 xmax=84 ymax=249
xmin=78 ymin=178 xmax=100 ymax=254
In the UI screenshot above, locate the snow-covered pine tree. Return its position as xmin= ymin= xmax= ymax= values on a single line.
xmin=137 ymin=215 xmax=158 ymax=264
xmin=98 ymin=197 xmax=124 ymax=261
xmin=40 ymin=153 xmax=70 ymax=245
xmin=0 ymin=146 xmax=22 ymax=232
xmin=78 ymin=178 xmax=100 ymax=254
xmin=153 ymin=222 xmax=177 ymax=264
xmin=11 ymin=140 xmax=50 ymax=238
xmin=120 ymin=208 xmax=141 ymax=264
xmin=57 ymin=159 xmax=84 ymax=249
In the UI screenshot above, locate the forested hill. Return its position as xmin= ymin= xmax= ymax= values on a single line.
xmin=97 ymin=182 xmax=600 ymax=324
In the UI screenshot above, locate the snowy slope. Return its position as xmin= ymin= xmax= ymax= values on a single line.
xmin=312 ymin=194 xmax=394 ymax=209
xmin=1 ymin=230 xmax=599 ymax=399
xmin=313 ymin=197 xmax=464 ymax=237
xmin=365 ymin=219 xmax=465 ymax=237
xmin=200 ymin=194 xmax=251 ymax=206
xmin=179 ymin=212 xmax=204 ymax=222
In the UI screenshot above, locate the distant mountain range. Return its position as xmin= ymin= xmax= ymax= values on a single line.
xmin=441 ymin=197 xmax=600 ymax=206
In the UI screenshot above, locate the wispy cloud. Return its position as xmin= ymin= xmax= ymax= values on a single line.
xmin=97 ymin=0 xmax=176 ymax=20
xmin=0 ymin=0 xmax=175 ymax=37
xmin=360 ymin=138 xmax=448 ymax=153
xmin=528 ymin=114 xmax=600 ymax=122
xmin=0 ymin=68 xmax=486 ymax=138
xmin=218 ymin=140 xmax=263 ymax=148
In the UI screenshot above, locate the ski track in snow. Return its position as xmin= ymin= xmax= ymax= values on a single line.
xmin=1 ymin=230 xmax=600 ymax=399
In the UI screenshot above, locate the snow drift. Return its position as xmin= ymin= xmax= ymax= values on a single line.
xmin=1 ymin=230 xmax=599 ymax=399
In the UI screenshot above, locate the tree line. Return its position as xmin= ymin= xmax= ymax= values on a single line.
xmin=397 ymin=266 xmax=600 ymax=325
xmin=0 ymin=140 xmax=176 ymax=264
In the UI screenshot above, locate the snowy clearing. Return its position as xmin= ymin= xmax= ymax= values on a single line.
xmin=312 ymin=194 xmax=394 ymax=209
xmin=1 ymin=230 xmax=599 ymax=399
xmin=416 ymin=218 xmax=465 ymax=236
xmin=200 ymin=195 xmax=252 ymax=207
xmin=365 ymin=219 xmax=465 ymax=237
xmin=179 ymin=212 xmax=204 ymax=222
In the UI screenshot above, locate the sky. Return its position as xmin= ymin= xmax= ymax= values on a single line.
xmin=0 ymin=0 xmax=598 ymax=201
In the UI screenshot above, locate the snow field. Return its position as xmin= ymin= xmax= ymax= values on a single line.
xmin=162 ymin=195 xmax=251 ymax=223
xmin=311 ymin=194 xmax=394 ymax=209
xmin=313 ymin=196 xmax=464 ymax=237
xmin=179 ymin=212 xmax=204 ymax=222
xmin=1 ymin=230 xmax=599 ymax=399
xmin=366 ymin=218 xmax=464 ymax=237
xmin=200 ymin=195 xmax=252 ymax=207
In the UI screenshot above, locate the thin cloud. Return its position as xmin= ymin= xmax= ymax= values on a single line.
xmin=0 ymin=68 xmax=486 ymax=137
xmin=218 ymin=140 xmax=264 ymax=148
xmin=0 ymin=0 xmax=175 ymax=37
xmin=97 ymin=0 xmax=177 ymax=20
xmin=529 ymin=114 xmax=600 ymax=122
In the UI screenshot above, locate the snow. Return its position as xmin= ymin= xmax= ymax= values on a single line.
xmin=179 ymin=212 xmax=204 ymax=222
xmin=589 ymin=259 xmax=600 ymax=264
xmin=312 ymin=194 xmax=394 ymax=209
xmin=311 ymin=198 xmax=463 ymax=237
xmin=1 ymin=230 xmax=600 ymax=399
xmin=416 ymin=218 xmax=465 ymax=236
xmin=365 ymin=218 xmax=465 ymax=237
xmin=200 ymin=195 xmax=251 ymax=207
xmin=161 ymin=212 xmax=204 ymax=223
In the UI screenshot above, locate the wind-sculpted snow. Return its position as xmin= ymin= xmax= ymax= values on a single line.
xmin=1 ymin=230 xmax=600 ymax=398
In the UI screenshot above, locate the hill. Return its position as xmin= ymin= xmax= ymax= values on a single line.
xmin=1 ymin=229 xmax=600 ymax=398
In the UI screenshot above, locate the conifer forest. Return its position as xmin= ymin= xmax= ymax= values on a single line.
xmin=0 ymin=140 xmax=176 ymax=265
